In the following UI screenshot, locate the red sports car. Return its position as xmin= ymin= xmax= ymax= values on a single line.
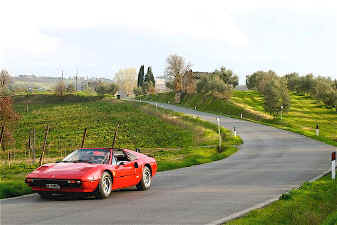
xmin=25 ymin=148 xmax=157 ymax=199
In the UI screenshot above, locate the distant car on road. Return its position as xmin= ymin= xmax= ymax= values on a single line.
xmin=25 ymin=148 xmax=157 ymax=199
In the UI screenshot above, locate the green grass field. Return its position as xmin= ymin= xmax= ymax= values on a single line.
xmin=142 ymin=90 xmax=337 ymax=147
xmin=142 ymin=91 xmax=337 ymax=225
xmin=225 ymin=174 xmax=337 ymax=225
xmin=0 ymin=94 xmax=241 ymax=199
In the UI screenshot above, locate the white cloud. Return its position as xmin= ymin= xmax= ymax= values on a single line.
xmin=0 ymin=0 xmax=249 ymax=60
xmin=0 ymin=0 xmax=335 ymax=75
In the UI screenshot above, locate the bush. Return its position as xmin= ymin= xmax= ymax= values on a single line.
xmin=196 ymin=76 xmax=232 ymax=100
xmin=55 ymin=81 xmax=66 ymax=96
xmin=66 ymin=84 xmax=75 ymax=93
xmin=133 ymin=87 xmax=144 ymax=96
xmin=95 ymin=82 xmax=118 ymax=96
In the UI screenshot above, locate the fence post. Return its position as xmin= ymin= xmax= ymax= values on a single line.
xmin=81 ymin=128 xmax=87 ymax=148
xmin=32 ymin=128 xmax=36 ymax=164
xmin=0 ymin=126 xmax=4 ymax=151
xmin=39 ymin=125 xmax=49 ymax=166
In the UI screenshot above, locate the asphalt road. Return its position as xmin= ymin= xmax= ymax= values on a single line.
xmin=2 ymin=102 xmax=336 ymax=225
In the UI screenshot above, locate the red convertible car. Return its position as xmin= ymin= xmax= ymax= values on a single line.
xmin=25 ymin=148 xmax=157 ymax=199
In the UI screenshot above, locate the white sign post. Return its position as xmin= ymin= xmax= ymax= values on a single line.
xmin=217 ymin=117 xmax=221 ymax=149
xmin=332 ymin=152 xmax=336 ymax=181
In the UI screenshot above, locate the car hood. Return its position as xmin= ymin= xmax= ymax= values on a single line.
xmin=27 ymin=163 xmax=98 ymax=180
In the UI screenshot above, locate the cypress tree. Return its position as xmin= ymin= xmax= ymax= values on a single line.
xmin=145 ymin=67 xmax=155 ymax=86
xmin=137 ymin=65 xmax=145 ymax=87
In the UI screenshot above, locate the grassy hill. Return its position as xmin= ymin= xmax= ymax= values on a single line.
xmin=142 ymin=90 xmax=337 ymax=147
xmin=0 ymin=94 xmax=241 ymax=198
xmin=142 ymin=91 xmax=337 ymax=225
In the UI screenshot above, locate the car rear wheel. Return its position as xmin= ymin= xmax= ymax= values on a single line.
xmin=97 ymin=172 xmax=112 ymax=199
xmin=136 ymin=166 xmax=152 ymax=191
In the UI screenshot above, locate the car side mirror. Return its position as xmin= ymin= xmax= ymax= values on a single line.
xmin=117 ymin=161 xmax=125 ymax=166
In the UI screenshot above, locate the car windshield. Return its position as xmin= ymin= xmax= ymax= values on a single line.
xmin=61 ymin=149 xmax=110 ymax=164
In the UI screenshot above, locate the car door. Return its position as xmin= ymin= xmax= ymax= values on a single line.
xmin=115 ymin=161 xmax=136 ymax=188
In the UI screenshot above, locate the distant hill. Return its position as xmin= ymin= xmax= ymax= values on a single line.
xmin=11 ymin=75 xmax=113 ymax=91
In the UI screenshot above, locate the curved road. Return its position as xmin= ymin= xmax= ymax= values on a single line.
xmin=1 ymin=102 xmax=336 ymax=225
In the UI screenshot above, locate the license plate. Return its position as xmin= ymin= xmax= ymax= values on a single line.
xmin=46 ymin=184 xmax=60 ymax=189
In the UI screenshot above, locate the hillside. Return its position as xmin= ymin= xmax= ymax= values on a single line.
xmin=0 ymin=94 xmax=241 ymax=198
xmin=142 ymin=90 xmax=337 ymax=147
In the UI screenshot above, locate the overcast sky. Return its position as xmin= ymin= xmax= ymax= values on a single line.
xmin=0 ymin=0 xmax=336 ymax=84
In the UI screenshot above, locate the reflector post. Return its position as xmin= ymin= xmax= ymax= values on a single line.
xmin=332 ymin=152 xmax=336 ymax=180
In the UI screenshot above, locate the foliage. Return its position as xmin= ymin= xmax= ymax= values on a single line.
xmin=113 ymin=68 xmax=137 ymax=96
xmin=284 ymin=73 xmax=337 ymax=108
xmin=0 ymin=69 xmax=11 ymax=89
xmin=226 ymin=174 xmax=337 ymax=225
xmin=133 ymin=87 xmax=144 ymax=96
xmin=263 ymin=78 xmax=290 ymax=117
xmin=214 ymin=66 xmax=239 ymax=88
xmin=246 ymin=70 xmax=278 ymax=93
xmin=95 ymin=82 xmax=118 ymax=96
xmin=55 ymin=80 xmax=66 ymax=96
xmin=246 ymin=70 xmax=290 ymax=116
xmin=137 ymin=65 xmax=145 ymax=88
xmin=196 ymin=76 xmax=232 ymax=100
xmin=0 ymin=97 xmax=20 ymax=151
xmin=66 ymin=83 xmax=75 ymax=93
xmin=165 ymin=54 xmax=191 ymax=94
xmin=144 ymin=66 xmax=155 ymax=86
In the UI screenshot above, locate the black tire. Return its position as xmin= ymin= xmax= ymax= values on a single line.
xmin=38 ymin=192 xmax=53 ymax=199
xmin=136 ymin=166 xmax=152 ymax=191
xmin=96 ymin=171 xmax=113 ymax=199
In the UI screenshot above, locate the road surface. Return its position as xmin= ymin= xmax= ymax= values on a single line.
xmin=1 ymin=102 xmax=336 ymax=225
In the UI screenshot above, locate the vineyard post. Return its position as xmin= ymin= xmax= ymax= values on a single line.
xmin=81 ymin=128 xmax=87 ymax=148
xmin=39 ymin=125 xmax=49 ymax=166
xmin=32 ymin=128 xmax=36 ymax=164
xmin=0 ymin=126 xmax=4 ymax=151
xmin=112 ymin=123 xmax=120 ymax=149
xmin=8 ymin=151 xmax=11 ymax=168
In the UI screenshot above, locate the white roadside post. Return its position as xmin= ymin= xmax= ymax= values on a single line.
xmin=332 ymin=152 xmax=336 ymax=181
xmin=280 ymin=105 xmax=284 ymax=120
xmin=240 ymin=113 xmax=243 ymax=119
xmin=217 ymin=117 xmax=221 ymax=150
xmin=315 ymin=124 xmax=319 ymax=136
xmin=155 ymin=103 xmax=158 ymax=110
xmin=233 ymin=126 xmax=237 ymax=137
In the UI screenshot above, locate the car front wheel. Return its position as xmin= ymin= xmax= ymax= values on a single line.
xmin=136 ymin=166 xmax=152 ymax=191
xmin=97 ymin=171 xmax=112 ymax=199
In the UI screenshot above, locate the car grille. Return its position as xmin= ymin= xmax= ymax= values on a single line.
xmin=29 ymin=179 xmax=81 ymax=188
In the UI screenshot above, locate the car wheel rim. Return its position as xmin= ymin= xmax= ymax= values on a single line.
xmin=103 ymin=176 xmax=111 ymax=194
xmin=144 ymin=169 xmax=151 ymax=187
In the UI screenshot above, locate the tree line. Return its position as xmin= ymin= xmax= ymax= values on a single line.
xmin=134 ymin=65 xmax=156 ymax=96
xmin=246 ymin=71 xmax=337 ymax=116
xmin=164 ymin=54 xmax=239 ymax=103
